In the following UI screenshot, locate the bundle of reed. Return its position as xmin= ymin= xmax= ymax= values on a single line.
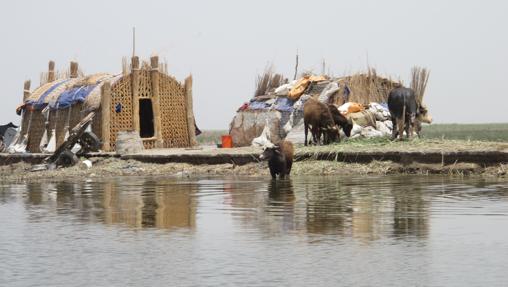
xmin=141 ymin=60 xmax=151 ymax=70
xmin=122 ymin=57 xmax=129 ymax=76
xmin=410 ymin=66 xmax=430 ymax=103
xmin=161 ymin=60 xmax=168 ymax=75
xmin=332 ymin=69 xmax=401 ymax=106
xmin=341 ymin=68 xmax=400 ymax=104
xmin=40 ymin=72 xmax=49 ymax=86
xmin=254 ymin=66 xmax=286 ymax=97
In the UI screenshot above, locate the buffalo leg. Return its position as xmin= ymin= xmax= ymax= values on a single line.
xmin=304 ymin=123 xmax=309 ymax=146
xmin=311 ymin=126 xmax=319 ymax=145
xmin=390 ymin=117 xmax=398 ymax=140
xmin=269 ymin=166 xmax=277 ymax=179
xmin=397 ymin=117 xmax=405 ymax=141
xmin=279 ymin=162 xmax=287 ymax=179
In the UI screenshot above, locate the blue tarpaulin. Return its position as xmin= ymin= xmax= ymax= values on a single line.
xmin=29 ymin=80 xmax=70 ymax=109
xmin=248 ymin=101 xmax=270 ymax=110
xmin=273 ymin=97 xmax=294 ymax=112
xmin=50 ymin=85 xmax=97 ymax=110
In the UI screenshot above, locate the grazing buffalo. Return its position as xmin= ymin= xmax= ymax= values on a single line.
xmin=303 ymin=99 xmax=339 ymax=146
xmin=388 ymin=87 xmax=433 ymax=140
xmin=327 ymin=104 xmax=353 ymax=138
xmin=260 ymin=140 xmax=294 ymax=179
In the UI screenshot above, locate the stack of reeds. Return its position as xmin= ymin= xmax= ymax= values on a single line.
xmin=335 ymin=68 xmax=400 ymax=105
xmin=410 ymin=66 xmax=430 ymax=103
xmin=254 ymin=66 xmax=286 ymax=97
xmin=40 ymin=68 xmax=85 ymax=85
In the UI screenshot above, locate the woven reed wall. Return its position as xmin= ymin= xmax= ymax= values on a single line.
xmin=109 ymin=75 xmax=133 ymax=150
xmin=55 ymin=107 xmax=71 ymax=148
xmin=69 ymin=103 xmax=83 ymax=132
xmin=138 ymin=70 xmax=152 ymax=99
xmin=47 ymin=109 xmax=58 ymax=146
xmin=159 ymin=74 xmax=189 ymax=148
xmin=20 ymin=110 xmax=32 ymax=140
xmin=91 ymin=109 xmax=102 ymax=140
xmin=27 ymin=110 xmax=46 ymax=153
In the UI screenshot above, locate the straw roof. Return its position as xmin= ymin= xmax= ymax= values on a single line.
xmin=82 ymin=74 xmax=123 ymax=111
xmin=25 ymin=78 xmax=68 ymax=103
xmin=25 ymin=73 xmax=122 ymax=111
xmin=42 ymin=78 xmax=80 ymax=105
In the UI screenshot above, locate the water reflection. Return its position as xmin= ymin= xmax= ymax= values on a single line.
xmin=303 ymin=179 xmax=350 ymax=236
xmin=391 ymin=178 xmax=429 ymax=239
xmin=1 ymin=176 xmax=508 ymax=287
xmin=18 ymin=179 xmax=197 ymax=230
xmin=267 ymin=179 xmax=295 ymax=204
xmin=1 ymin=176 xmax=506 ymax=242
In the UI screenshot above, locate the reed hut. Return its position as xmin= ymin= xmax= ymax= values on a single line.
xmin=18 ymin=56 xmax=197 ymax=153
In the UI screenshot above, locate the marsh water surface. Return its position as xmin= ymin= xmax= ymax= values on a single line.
xmin=1 ymin=176 xmax=507 ymax=286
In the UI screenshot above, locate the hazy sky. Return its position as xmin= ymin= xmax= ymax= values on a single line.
xmin=1 ymin=0 xmax=507 ymax=129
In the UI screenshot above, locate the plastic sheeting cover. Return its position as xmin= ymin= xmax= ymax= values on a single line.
xmin=30 ymin=80 xmax=70 ymax=109
xmin=50 ymin=85 xmax=97 ymax=109
xmin=273 ymin=97 xmax=294 ymax=112
xmin=249 ymin=101 xmax=270 ymax=110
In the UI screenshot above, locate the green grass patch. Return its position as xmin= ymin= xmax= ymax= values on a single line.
xmin=196 ymin=123 xmax=508 ymax=146
xmin=422 ymin=123 xmax=508 ymax=142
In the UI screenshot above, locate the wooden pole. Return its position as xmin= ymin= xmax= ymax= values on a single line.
xmin=23 ymin=80 xmax=31 ymax=102
xmin=131 ymin=56 xmax=140 ymax=132
xmin=100 ymin=81 xmax=112 ymax=151
xmin=132 ymin=27 xmax=136 ymax=58
xmin=47 ymin=61 xmax=55 ymax=82
xmin=184 ymin=75 xmax=197 ymax=147
xmin=150 ymin=55 xmax=163 ymax=148
xmin=70 ymin=61 xmax=79 ymax=78
xmin=293 ymin=51 xmax=299 ymax=80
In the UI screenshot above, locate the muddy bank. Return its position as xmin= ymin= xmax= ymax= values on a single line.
xmin=0 ymin=156 xmax=506 ymax=182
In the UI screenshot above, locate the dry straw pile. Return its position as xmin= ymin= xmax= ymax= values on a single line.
xmin=410 ymin=66 xmax=430 ymax=103
xmin=254 ymin=66 xmax=287 ymax=97
xmin=334 ymin=68 xmax=400 ymax=105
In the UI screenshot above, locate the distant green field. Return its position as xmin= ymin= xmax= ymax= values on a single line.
xmin=196 ymin=130 xmax=227 ymax=145
xmin=196 ymin=123 xmax=508 ymax=145
xmin=422 ymin=123 xmax=508 ymax=142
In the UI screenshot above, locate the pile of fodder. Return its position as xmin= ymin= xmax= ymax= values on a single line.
xmin=254 ymin=66 xmax=287 ymax=97
xmin=332 ymin=68 xmax=401 ymax=106
xmin=410 ymin=66 xmax=430 ymax=103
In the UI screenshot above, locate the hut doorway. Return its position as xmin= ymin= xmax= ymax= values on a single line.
xmin=139 ymin=99 xmax=154 ymax=138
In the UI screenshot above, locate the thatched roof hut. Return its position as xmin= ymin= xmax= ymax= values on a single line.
xmin=18 ymin=56 xmax=197 ymax=153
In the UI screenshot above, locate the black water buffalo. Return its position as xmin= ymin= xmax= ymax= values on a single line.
xmin=388 ymin=87 xmax=432 ymax=140
xmin=303 ymin=99 xmax=339 ymax=145
xmin=259 ymin=140 xmax=294 ymax=179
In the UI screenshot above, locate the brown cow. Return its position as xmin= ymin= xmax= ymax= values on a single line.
xmin=327 ymin=104 xmax=353 ymax=138
xmin=303 ymin=99 xmax=339 ymax=146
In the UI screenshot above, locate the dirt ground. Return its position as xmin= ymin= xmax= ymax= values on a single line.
xmin=0 ymin=156 xmax=506 ymax=182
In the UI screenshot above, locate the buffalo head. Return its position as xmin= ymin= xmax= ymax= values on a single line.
xmin=417 ymin=103 xmax=432 ymax=124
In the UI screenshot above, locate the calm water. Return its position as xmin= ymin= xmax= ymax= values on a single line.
xmin=1 ymin=175 xmax=507 ymax=287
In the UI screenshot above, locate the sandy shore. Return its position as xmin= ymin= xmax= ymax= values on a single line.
xmin=1 ymin=139 xmax=507 ymax=181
